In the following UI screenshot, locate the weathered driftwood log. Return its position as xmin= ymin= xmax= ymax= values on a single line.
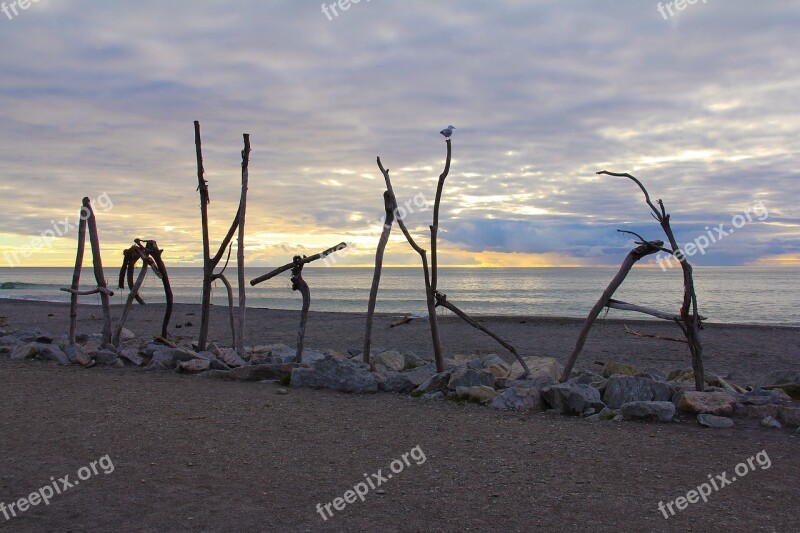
xmin=598 ymin=170 xmax=705 ymax=391
xmin=236 ymin=134 xmax=251 ymax=355
xmin=372 ymin=142 xmax=450 ymax=372
xmin=113 ymin=247 xmax=149 ymax=347
xmin=363 ymin=190 xmax=397 ymax=367
xmin=250 ymin=244 xmax=346 ymax=363
xmin=290 ymin=256 xmax=311 ymax=363
xmin=623 ymin=325 xmax=688 ymax=344
xmin=434 ymin=291 xmax=531 ymax=377
xmin=194 ymin=121 xmax=246 ymax=351
xmin=560 ymin=239 xmax=662 ymax=381
xmin=61 ymin=198 xmax=115 ymax=345
xmin=83 ymin=198 xmax=113 ymax=345
xmin=66 ymin=213 xmax=87 ymax=345
xmin=118 ymin=239 xmax=174 ymax=339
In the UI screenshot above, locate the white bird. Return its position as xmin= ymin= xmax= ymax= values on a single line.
xmin=440 ymin=125 xmax=455 ymax=138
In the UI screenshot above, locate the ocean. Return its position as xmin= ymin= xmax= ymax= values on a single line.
xmin=0 ymin=267 xmax=797 ymax=326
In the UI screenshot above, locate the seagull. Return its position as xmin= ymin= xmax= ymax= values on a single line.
xmin=440 ymin=125 xmax=455 ymax=138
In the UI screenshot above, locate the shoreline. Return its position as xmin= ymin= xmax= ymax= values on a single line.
xmin=2 ymin=299 xmax=797 ymax=386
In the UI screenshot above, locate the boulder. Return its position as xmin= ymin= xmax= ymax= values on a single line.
xmin=227 ymin=363 xmax=297 ymax=382
xmin=146 ymin=348 xmax=176 ymax=370
xmin=10 ymin=343 xmax=39 ymax=360
xmin=674 ymin=391 xmax=737 ymax=416
xmin=0 ymin=335 xmax=21 ymax=354
xmin=483 ymin=362 xmax=513 ymax=380
xmin=95 ymin=349 xmax=119 ymax=365
xmin=322 ymin=349 xmax=349 ymax=361
xmin=118 ymin=328 xmax=135 ymax=342
xmin=290 ymin=358 xmax=379 ymax=393
xmin=448 ymin=366 xmax=495 ymax=390
xmin=455 ymin=385 xmax=499 ymax=403
xmin=373 ymin=350 xmax=405 ymax=372
xmin=490 ymin=387 xmax=542 ymax=411
xmin=541 ymin=383 xmax=605 ymax=416
xmin=402 ymin=351 xmax=430 ymax=370
xmin=401 ymin=363 xmax=437 ymax=387
xmin=667 ymin=368 xmax=696 ymax=382
xmin=758 ymin=369 xmax=800 ymax=400
xmin=619 ymin=401 xmax=675 ymax=422
xmin=64 ymin=344 xmax=92 ymax=366
xmin=697 ymin=414 xmax=734 ymax=428
xmin=177 ymin=359 xmax=211 ymax=374
xmin=637 ymin=368 xmax=667 ymax=381
xmin=416 ymin=368 xmax=455 ymax=394
xmin=778 ymin=406 xmax=800 ymax=428
xmin=744 ymin=404 xmax=781 ymax=419
xmin=16 ymin=328 xmax=53 ymax=344
xmin=117 ymin=346 xmax=145 ymax=366
xmin=212 ymin=346 xmax=247 ymax=368
xmin=467 ymin=354 xmax=505 ymax=370
xmin=299 ymin=349 xmax=327 ymax=365
xmin=509 ymin=356 xmax=563 ymax=381
xmin=568 ymin=370 xmax=606 ymax=387
xmin=738 ymin=388 xmax=792 ymax=406
xmin=603 ymin=362 xmax=639 ymax=377
xmin=376 ymin=371 xmax=416 ymax=393
xmin=602 ymin=376 xmax=672 ymax=409
xmin=760 ymin=416 xmax=782 ymax=429
xmin=35 ymin=344 xmax=70 ymax=365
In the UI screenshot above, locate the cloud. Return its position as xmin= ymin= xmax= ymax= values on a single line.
xmin=0 ymin=0 xmax=797 ymax=267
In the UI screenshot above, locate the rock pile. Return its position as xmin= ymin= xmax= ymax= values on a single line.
xmin=1 ymin=327 xmax=798 ymax=430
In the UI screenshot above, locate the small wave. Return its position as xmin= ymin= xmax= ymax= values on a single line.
xmin=1 ymin=282 xmax=36 ymax=290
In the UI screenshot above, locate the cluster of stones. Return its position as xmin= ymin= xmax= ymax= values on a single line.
xmin=1 ymin=327 xmax=798 ymax=431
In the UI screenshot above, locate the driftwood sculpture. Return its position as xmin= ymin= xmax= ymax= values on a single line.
xmin=364 ymin=139 xmax=529 ymax=376
xmin=193 ymin=121 xmax=250 ymax=352
xmin=115 ymin=239 xmax=173 ymax=345
xmin=363 ymin=141 xmax=451 ymax=372
xmin=250 ymin=243 xmax=346 ymax=363
xmin=60 ymin=197 xmax=114 ymax=345
xmin=560 ymin=171 xmax=705 ymax=391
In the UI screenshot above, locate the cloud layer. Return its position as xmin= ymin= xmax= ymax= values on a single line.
xmin=0 ymin=0 xmax=798 ymax=268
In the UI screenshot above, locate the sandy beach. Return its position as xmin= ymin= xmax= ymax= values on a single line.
xmin=0 ymin=299 xmax=798 ymax=531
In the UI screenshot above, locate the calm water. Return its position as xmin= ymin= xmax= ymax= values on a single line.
xmin=0 ymin=267 xmax=797 ymax=326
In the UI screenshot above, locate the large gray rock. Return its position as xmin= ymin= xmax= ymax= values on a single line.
xmin=674 ymin=391 xmax=737 ymax=416
xmin=603 ymin=362 xmax=639 ymax=377
xmin=373 ymin=350 xmax=405 ymax=372
xmin=778 ymin=406 xmax=800 ymax=428
xmin=64 ymin=344 xmax=92 ymax=366
xmin=227 ymin=363 xmax=297 ymax=381
xmin=416 ymin=368 xmax=455 ymax=394
xmin=455 ymin=385 xmax=499 ymax=403
xmin=758 ymin=369 xmax=800 ymax=400
xmin=376 ymin=371 xmax=417 ymax=393
xmin=117 ymin=346 xmax=145 ymax=366
xmin=509 ymin=356 xmax=563 ymax=381
xmin=619 ymin=401 xmax=675 ymax=422
xmin=210 ymin=344 xmax=247 ymax=368
xmin=448 ymin=366 xmax=495 ymax=390
xmin=10 ymin=343 xmax=39 ymax=360
xmin=467 ymin=354 xmax=505 ymax=370
xmin=35 ymin=344 xmax=70 ymax=365
xmin=401 ymin=363 xmax=437 ymax=387
xmin=16 ymin=328 xmax=53 ymax=344
xmin=402 ymin=351 xmax=430 ymax=370
xmin=290 ymin=358 xmax=379 ymax=393
xmin=0 ymin=335 xmax=21 ymax=354
xmin=177 ymin=359 xmax=211 ymax=374
xmin=490 ymin=387 xmax=543 ymax=411
xmin=568 ymin=370 xmax=606 ymax=387
xmin=541 ymin=383 xmax=605 ymax=416
xmin=603 ymin=376 xmax=672 ymax=409
xmin=95 ymin=349 xmax=119 ymax=365
xmin=697 ymin=414 xmax=734 ymax=428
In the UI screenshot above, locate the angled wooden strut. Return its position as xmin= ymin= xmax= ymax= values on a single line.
xmin=250 ymin=243 xmax=346 ymax=363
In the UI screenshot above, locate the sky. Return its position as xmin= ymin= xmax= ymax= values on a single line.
xmin=0 ymin=0 xmax=798 ymax=269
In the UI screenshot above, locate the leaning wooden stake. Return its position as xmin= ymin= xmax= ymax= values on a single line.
xmin=66 ymin=214 xmax=88 ymax=345
xmin=560 ymin=171 xmax=706 ymax=391
xmin=83 ymin=198 xmax=113 ymax=345
xmin=434 ymin=291 xmax=531 ymax=377
xmin=363 ymin=190 xmax=397 ymax=366
xmin=113 ymin=248 xmax=149 ymax=347
xmin=194 ymin=121 xmax=247 ymax=351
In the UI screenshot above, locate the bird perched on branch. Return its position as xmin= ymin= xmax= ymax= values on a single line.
xmin=440 ymin=125 xmax=455 ymax=138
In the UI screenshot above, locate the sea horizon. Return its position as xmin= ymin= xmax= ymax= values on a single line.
xmin=2 ymin=266 xmax=797 ymax=327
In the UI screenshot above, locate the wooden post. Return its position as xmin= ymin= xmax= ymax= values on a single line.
xmin=82 ymin=198 xmax=112 ymax=345
xmin=113 ymin=248 xmax=149 ymax=347
xmin=236 ymin=134 xmax=250 ymax=355
xmin=291 ymin=256 xmax=311 ymax=363
xmin=363 ymin=190 xmax=396 ymax=366
xmin=67 ymin=215 xmax=87 ymax=345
